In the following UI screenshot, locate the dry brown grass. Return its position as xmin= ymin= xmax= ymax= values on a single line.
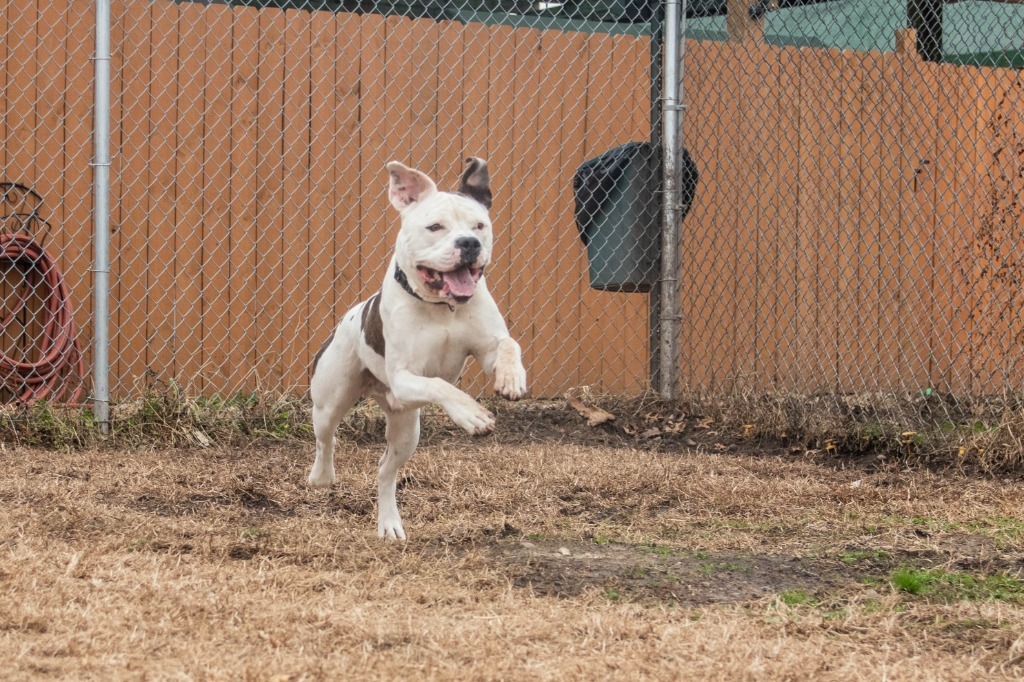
xmin=2 ymin=435 xmax=1023 ymax=680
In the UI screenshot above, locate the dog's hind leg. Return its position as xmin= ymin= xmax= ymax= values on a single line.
xmin=308 ymin=375 xmax=361 ymax=489
xmin=376 ymin=406 xmax=420 ymax=540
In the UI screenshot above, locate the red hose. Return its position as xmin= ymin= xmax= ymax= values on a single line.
xmin=0 ymin=232 xmax=86 ymax=405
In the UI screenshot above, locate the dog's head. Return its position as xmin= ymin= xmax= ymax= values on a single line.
xmin=387 ymin=158 xmax=493 ymax=306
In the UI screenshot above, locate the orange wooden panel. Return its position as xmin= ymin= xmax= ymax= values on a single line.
xmin=367 ymin=15 xmax=419 ymax=299
xmin=0 ymin=5 xmax=7 ymax=174
xmin=3 ymin=2 xmax=40 ymax=365
xmin=579 ymin=31 xmax=616 ymax=394
xmin=7 ymin=1 xmax=37 ymax=186
xmin=771 ymin=46 xmax=802 ymax=390
xmin=23 ymin=3 xmax=67 ymax=378
xmin=708 ymin=42 xmax=740 ymax=391
xmin=815 ymin=49 xmax=845 ymax=392
xmin=679 ymin=40 xmax=716 ymax=389
xmin=62 ymin=1 xmax=96 ymax=381
xmin=306 ymin=9 xmax=340 ymax=379
xmin=255 ymin=9 xmax=287 ymax=388
xmin=751 ymin=45 xmax=782 ymax=392
xmin=969 ymin=68 xmax=1021 ymax=392
xmin=854 ymin=51 xmax=885 ymax=393
xmin=484 ymin=24 xmax=518 ymax=320
xmin=796 ymin=47 xmax=826 ymax=391
xmin=434 ymin=21 xmax=466 ymax=186
xmin=113 ymin=0 xmax=153 ymax=395
xmin=409 ymin=20 xmax=441 ymax=178
xmin=145 ymin=4 xmax=180 ymax=382
xmin=227 ymin=5 xmax=261 ymax=394
xmin=332 ymin=12 xmax=363 ymax=316
xmin=281 ymin=9 xmax=312 ymax=391
xmin=899 ymin=57 xmax=939 ymax=391
xmin=681 ymin=40 xmax=723 ymax=389
xmin=467 ymin=23 xmax=518 ymax=396
xmin=835 ymin=51 xmax=865 ymax=392
xmin=459 ymin=22 xmax=490 ymax=180
xmin=356 ymin=13 xmax=387 ymax=298
xmin=621 ymin=33 xmax=652 ymax=394
xmin=596 ymin=33 xmax=649 ymax=394
xmin=174 ymin=5 xmax=207 ymax=391
xmin=201 ymin=3 xmax=235 ymax=394
xmin=525 ymin=29 xmax=584 ymax=396
xmin=733 ymin=41 xmax=766 ymax=392
xmin=875 ymin=52 xmax=904 ymax=391
xmin=454 ymin=21 xmax=494 ymax=395
xmin=34 ymin=1 xmax=67 ymax=246
xmin=506 ymin=27 xmax=544 ymax=393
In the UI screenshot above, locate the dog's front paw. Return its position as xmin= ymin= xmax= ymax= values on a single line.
xmin=494 ymin=363 xmax=528 ymax=401
xmin=307 ymin=464 xmax=336 ymax=488
xmin=378 ymin=511 xmax=407 ymax=541
xmin=448 ymin=396 xmax=495 ymax=436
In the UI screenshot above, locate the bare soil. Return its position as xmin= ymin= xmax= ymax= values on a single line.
xmin=1 ymin=427 xmax=1023 ymax=679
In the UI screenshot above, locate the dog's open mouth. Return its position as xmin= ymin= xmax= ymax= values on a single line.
xmin=416 ymin=264 xmax=483 ymax=301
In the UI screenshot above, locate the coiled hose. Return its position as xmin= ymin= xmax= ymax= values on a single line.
xmin=1 ymin=231 xmax=86 ymax=405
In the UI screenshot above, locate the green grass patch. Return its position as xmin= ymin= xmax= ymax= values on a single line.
xmin=839 ymin=549 xmax=890 ymax=565
xmin=889 ymin=567 xmax=1024 ymax=603
xmin=776 ymin=589 xmax=814 ymax=607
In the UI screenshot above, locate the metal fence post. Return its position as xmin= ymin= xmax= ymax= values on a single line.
xmin=92 ymin=0 xmax=112 ymax=433
xmin=658 ymin=0 xmax=685 ymax=399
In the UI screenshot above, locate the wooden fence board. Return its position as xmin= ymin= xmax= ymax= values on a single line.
xmin=305 ymin=9 xmax=340 ymax=381
xmin=899 ymin=58 xmax=939 ymax=391
xmin=355 ymin=13 xmax=387 ymax=298
xmin=113 ymin=1 xmax=152 ymax=395
xmin=876 ymin=53 xmax=904 ymax=391
xmin=281 ymin=9 xmax=312 ymax=390
xmin=201 ymin=3 xmax=235 ymax=393
xmin=146 ymin=3 xmax=180 ymax=383
xmin=836 ymin=51 xmax=865 ymax=392
xmin=174 ymin=5 xmax=208 ymax=389
xmin=854 ymin=52 xmax=885 ymax=392
xmin=227 ymin=5 xmax=260 ymax=393
xmin=254 ymin=9 xmax=287 ymax=387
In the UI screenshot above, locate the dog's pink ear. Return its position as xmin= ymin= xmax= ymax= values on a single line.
xmin=386 ymin=161 xmax=437 ymax=211
xmin=458 ymin=157 xmax=491 ymax=209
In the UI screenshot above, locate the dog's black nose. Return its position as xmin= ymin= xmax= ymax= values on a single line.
xmin=455 ymin=236 xmax=481 ymax=262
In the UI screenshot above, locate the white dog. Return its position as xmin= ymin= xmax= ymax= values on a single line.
xmin=307 ymin=158 xmax=528 ymax=540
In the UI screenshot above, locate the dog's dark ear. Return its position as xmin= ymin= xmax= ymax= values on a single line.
xmin=386 ymin=161 xmax=437 ymax=211
xmin=458 ymin=157 xmax=491 ymax=209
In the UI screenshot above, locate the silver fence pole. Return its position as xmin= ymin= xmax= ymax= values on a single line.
xmin=658 ymin=0 xmax=684 ymax=399
xmin=92 ymin=0 xmax=112 ymax=433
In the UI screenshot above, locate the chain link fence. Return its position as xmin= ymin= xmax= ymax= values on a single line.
xmin=2 ymin=0 xmax=1024 ymax=426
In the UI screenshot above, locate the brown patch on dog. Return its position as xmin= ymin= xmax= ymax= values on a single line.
xmin=311 ymin=329 xmax=336 ymax=375
xmin=361 ymin=293 xmax=386 ymax=357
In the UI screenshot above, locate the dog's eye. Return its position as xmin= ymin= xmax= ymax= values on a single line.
xmin=426 ymin=223 xmax=444 ymax=233
xmin=474 ymin=222 xmax=485 ymax=231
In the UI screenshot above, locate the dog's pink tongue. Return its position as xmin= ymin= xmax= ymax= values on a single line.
xmin=443 ymin=267 xmax=477 ymax=297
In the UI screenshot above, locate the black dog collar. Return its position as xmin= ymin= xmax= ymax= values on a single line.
xmin=394 ymin=265 xmax=452 ymax=310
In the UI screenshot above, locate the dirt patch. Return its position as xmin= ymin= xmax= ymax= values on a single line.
xmin=489 ymin=541 xmax=851 ymax=603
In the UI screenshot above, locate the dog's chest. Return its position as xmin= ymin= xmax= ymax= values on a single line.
xmin=396 ymin=323 xmax=471 ymax=383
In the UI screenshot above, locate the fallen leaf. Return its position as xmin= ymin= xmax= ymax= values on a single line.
xmin=640 ymin=427 xmax=661 ymax=439
xmin=565 ymin=388 xmax=615 ymax=427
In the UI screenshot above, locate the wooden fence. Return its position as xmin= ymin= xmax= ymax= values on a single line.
xmin=681 ymin=40 xmax=1024 ymax=395
xmin=2 ymin=0 xmax=1022 ymax=400
xmin=2 ymin=1 xmax=653 ymax=399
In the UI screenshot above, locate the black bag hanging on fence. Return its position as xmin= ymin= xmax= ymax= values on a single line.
xmin=573 ymin=142 xmax=698 ymax=293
